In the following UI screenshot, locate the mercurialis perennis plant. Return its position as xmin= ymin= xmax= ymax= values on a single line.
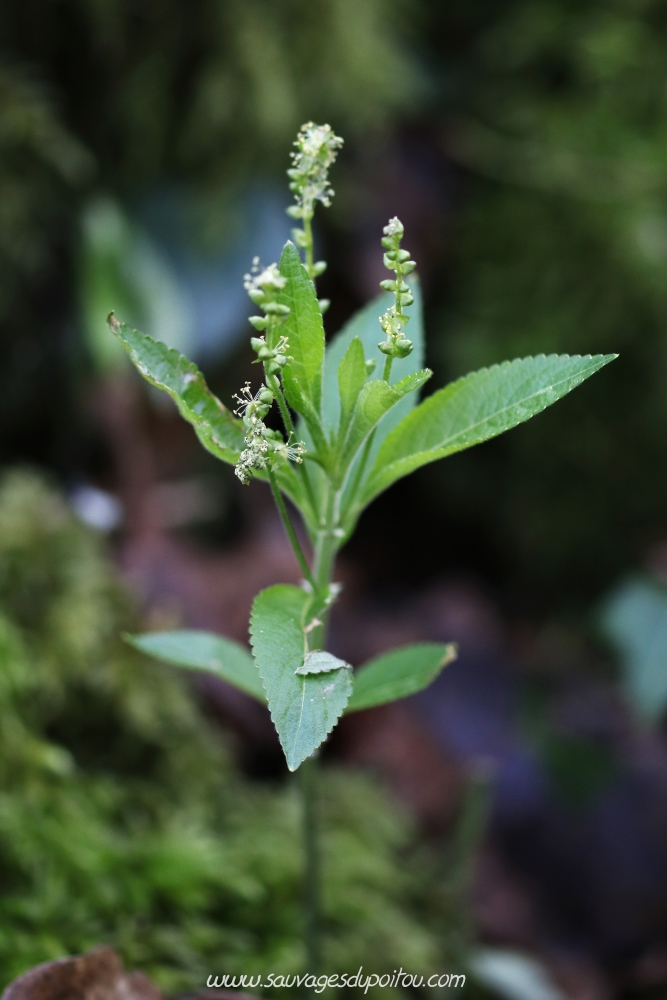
xmin=108 ymin=121 xmax=616 ymax=969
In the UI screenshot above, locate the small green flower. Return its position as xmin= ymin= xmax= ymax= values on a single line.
xmin=286 ymin=122 xmax=343 ymax=298
xmin=378 ymin=217 xmax=416 ymax=367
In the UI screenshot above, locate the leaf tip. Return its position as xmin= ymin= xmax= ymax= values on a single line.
xmin=107 ymin=311 xmax=121 ymax=334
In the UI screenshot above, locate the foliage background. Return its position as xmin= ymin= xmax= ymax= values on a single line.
xmin=0 ymin=470 xmax=450 ymax=993
xmin=3 ymin=0 xmax=667 ymax=996
xmin=4 ymin=0 xmax=667 ymax=613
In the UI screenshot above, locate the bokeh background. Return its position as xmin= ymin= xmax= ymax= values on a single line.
xmin=3 ymin=1 xmax=667 ymax=997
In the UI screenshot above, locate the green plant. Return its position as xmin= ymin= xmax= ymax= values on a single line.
xmin=109 ymin=122 xmax=616 ymax=969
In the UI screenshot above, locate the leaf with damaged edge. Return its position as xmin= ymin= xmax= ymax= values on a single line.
xmin=108 ymin=314 xmax=244 ymax=464
xmin=346 ymin=642 xmax=457 ymax=712
xmin=250 ymin=585 xmax=352 ymax=770
xmin=125 ymin=630 xmax=266 ymax=702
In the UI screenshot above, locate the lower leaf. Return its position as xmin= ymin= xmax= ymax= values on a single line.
xmin=250 ymin=585 xmax=352 ymax=770
xmin=346 ymin=642 xmax=457 ymax=712
xmin=125 ymin=630 xmax=266 ymax=702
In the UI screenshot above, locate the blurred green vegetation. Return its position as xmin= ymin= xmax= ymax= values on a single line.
xmin=425 ymin=0 xmax=667 ymax=609
xmin=6 ymin=0 xmax=667 ymax=612
xmin=0 ymin=469 xmax=457 ymax=994
xmin=0 ymin=0 xmax=417 ymax=467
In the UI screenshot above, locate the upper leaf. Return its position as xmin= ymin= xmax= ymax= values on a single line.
xmin=337 ymin=369 xmax=432 ymax=481
xmin=125 ymin=629 xmax=266 ymax=702
xmin=358 ymin=353 xmax=617 ymax=510
xmin=322 ymin=278 xmax=424 ymax=454
xmin=108 ymin=315 xmax=244 ymax=464
xmin=347 ymin=642 xmax=457 ymax=712
xmin=276 ymin=242 xmax=326 ymax=416
xmin=337 ymin=337 xmax=368 ymax=441
xmin=249 ymin=585 xmax=352 ymax=770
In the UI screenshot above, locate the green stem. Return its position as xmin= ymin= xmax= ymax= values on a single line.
xmin=300 ymin=754 xmax=321 ymax=975
xmin=341 ymin=429 xmax=376 ymax=528
xmin=382 ymin=355 xmax=393 ymax=382
xmin=267 ymin=371 xmax=297 ymax=440
xmin=267 ymin=469 xmax=316 ymax=591
xmin=266 ymin=369 xmax=319 ymax=525
xmin=304 ymin=212 xmax=315 ymax=280
xmin=298 ymin=482 xmax=338 ymax=981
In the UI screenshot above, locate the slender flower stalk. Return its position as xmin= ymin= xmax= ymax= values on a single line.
xmin=286 ymin=122 xmax=343 ymax=312
xmin=378 ymin=217 xmax=416 ymax=382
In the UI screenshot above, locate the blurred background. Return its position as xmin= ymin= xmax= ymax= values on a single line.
xmin=3 ymin=0 xmax=667 ymax=997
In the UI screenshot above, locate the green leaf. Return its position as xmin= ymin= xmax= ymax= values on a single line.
xmin=296 ymin=650 xmax=351 ymax=675
xmin=277 ymin=242 xmax=325 ymax=416
xmin=337 ymin=369 xmax=432 ymax=479
xmin=347 ymin=642 xmax=457 ymax=713
xmin=322 ymin=278 xmax=424 ymax=453
xmin=337 ymin=337 xmax=367 ymax=440
xmin=108 ymin=314 xmax=245 ymax=464
xmin=250 ymin=585 xmax=352 ymax=770
xmin=359 ymin=353 xmax=617 ymax=510
xmin=125 ymin=630 xmax=266 ymax=702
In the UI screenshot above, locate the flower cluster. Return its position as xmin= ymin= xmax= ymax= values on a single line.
xmin=286 ymin=122 xmax=343 ymax=297
xmin=286 ymin=122 xmax=343 ymax=225
xmin=378 ymin=217 xmax=416 ymax=361
xmin=244 ymin=258 xmax=290 ymax=335
xmin=233 ymin=383 xmax=306 ymax=485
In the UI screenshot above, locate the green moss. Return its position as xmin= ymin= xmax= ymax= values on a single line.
xmin=0 ymin=470 xmax=449 ymax=994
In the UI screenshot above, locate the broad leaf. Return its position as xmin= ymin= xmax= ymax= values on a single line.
xmin=322 ymin=278 xmax=424 ymax=455
xmin=250 ymin=585 xmax=352 ymax=770
xmin=108 ymin=315 xmax=244 ymax=464
xmin=358 ymin=353 xmax=617 ymax=511
xmin=126 ymin=630 xmax=266 ymax=702
xmin=347 ymin=642 xmax=456 ymax=712
xmin=337 ymin=337 xmax=367 ymax=440
xmin=337 ymin=369 xmax=432 ymax=480
xmin=277 ymin=242 xmax=325 ymax=416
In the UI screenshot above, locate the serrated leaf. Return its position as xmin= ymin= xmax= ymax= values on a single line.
xmin=250 ymin=585 xmax=352 ymax=770
xmin=276 ymin=242 xmax=325 ymax=416
xmin=108 ymin=315 xmax=244 ymax=464
xmin=108 ymin=313 xmax=308 ymax=517
xmin=322 ymin=278 xmax=424 ymax=454
xmin=296 ymin=650 xmax=351 ymax=675
xmin=346 ymin=642 xmax=457 ymax=713
xmin=358 ymin=353 xmax=617 ymax=511
xmin=125 ymin=630 xmax=266 ymax=702
xmin=337 ymin=337 xmax=367 ymax=440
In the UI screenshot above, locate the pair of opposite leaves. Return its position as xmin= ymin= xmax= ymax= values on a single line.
xmin=113 ymin=240 xmax=616 ymax=770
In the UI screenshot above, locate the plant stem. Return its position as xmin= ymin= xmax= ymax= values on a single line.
xmin=382 ymin=355 xmax=393 ymax=382
xmin=297 ymin=483 xmax=338 ymax=981
xmin=267 ymin=469 xmax=316 ymax=591
xmin=300 ymin=754 xmax=321 ymax=975
xmin=267 ymin=370 xmax=320 ymax=530
xmin=304 ymin=212 xmax=315 ymax=279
